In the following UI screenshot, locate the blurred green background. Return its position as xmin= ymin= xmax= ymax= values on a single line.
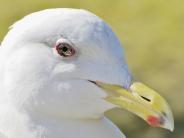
xmin=0 ymin=0 xmax=183 ymax=138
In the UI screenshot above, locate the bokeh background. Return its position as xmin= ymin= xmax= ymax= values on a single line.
xmin=0 ymin=0 xmax=183 ymax=138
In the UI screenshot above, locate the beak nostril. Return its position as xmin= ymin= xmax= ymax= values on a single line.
xmin=141 ymin=96 xmax=151 ymax=102
xmin=88 ymin=80 xmax=97 ymax=85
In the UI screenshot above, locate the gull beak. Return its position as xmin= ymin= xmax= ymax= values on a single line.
xmin=96 ymin=82 xmax=174 ymax=131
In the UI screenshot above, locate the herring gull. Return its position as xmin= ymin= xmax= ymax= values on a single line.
xmin=0 ymin=8 xmax=174 ymax=138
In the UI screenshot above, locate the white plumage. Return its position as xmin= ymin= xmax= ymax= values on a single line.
xmin=0 ymin=8 xmax=131 ymax=138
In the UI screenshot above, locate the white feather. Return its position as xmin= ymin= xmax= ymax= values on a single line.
xmin=0 ymin=8 xmax=131 ymax=138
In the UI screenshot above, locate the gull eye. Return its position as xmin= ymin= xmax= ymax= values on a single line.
xmin=56 ymin=43 xmax=75 ymax=57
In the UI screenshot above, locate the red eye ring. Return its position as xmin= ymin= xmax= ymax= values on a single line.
xmin=56 ymin=43 xmax=75 ymax=57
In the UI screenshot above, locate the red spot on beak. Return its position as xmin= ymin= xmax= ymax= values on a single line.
xmin=147 ymin=116 xmax=160 ymax=127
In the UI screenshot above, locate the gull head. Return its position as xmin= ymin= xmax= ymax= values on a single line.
xmin=0 ymin=8 xmax=174 ymax=131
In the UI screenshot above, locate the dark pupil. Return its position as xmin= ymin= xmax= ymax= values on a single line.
xmin=61 ymin=46 xmax=68 ymax=52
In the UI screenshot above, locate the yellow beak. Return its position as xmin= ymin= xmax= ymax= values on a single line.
xmin=96 ymin=82 xmax=174 ymax=131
